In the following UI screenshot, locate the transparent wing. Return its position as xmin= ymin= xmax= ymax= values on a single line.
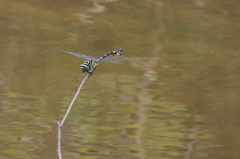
xmin=59 ymin=49 xmax=97 ymax=61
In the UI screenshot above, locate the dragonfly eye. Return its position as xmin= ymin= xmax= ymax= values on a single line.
xmin=80 ymin=64 xmax=88 ymax=72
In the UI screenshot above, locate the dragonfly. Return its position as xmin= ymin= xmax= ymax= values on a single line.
xmin=59 ymin=48 xmax=124 ymax=77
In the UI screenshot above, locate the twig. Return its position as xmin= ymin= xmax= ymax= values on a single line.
xmin=57 ymin=121 xmax=62 ymax=159
xmin=56 ymin=48 xmax=124 ymax=158
xmin=57 ymin=73 xmax=90 ymax=159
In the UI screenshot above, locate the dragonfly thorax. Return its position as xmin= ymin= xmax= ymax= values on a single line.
xmin=80 ymin=60 xmax=98 ymax=73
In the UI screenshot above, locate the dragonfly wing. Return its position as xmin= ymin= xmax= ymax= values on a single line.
xmin=59 ymin=49 xmax=97 ymax=61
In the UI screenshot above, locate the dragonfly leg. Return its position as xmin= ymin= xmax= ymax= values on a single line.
xmin=88 ymin=67 xmax=97 ymax=78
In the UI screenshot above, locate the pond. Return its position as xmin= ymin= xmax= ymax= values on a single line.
xmin=1 ymin=0 xmax=240 ymax=159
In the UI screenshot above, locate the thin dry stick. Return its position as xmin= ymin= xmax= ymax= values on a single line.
xmin=57 ymin=121 xmax=62 ymax=159
xmin=57 ymin=73 xmax=90 ymax=159
xmin=56 ymin=48 xmax=124 ymax=159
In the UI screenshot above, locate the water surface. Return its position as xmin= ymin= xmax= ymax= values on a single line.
xmin=1 ymin=1 xmax=240 ymax=159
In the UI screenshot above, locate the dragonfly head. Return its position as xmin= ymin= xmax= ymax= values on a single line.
xmin=80 ymin=61 xmax=91 ymax=72
xmin=80 ymin=64 xmax=88 ymax=72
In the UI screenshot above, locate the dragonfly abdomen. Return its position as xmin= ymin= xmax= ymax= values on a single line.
xmin=96 ymin=49 xmax=123 ymax=63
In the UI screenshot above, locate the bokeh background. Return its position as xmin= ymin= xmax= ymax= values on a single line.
xmin=1 ymin=0 xmax=240 ymax=159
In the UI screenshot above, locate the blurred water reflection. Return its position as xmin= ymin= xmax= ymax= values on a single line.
xmin=1 ymin=0 xmax=240 ymax=159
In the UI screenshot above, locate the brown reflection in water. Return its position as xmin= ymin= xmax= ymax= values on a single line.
xmin=183 ymin=123 xmax=201 ymax=159
xmin=74 ymin=0 xmax=119 ymax=24
xmin=135 ymin=1 xmax=163 ymax=159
